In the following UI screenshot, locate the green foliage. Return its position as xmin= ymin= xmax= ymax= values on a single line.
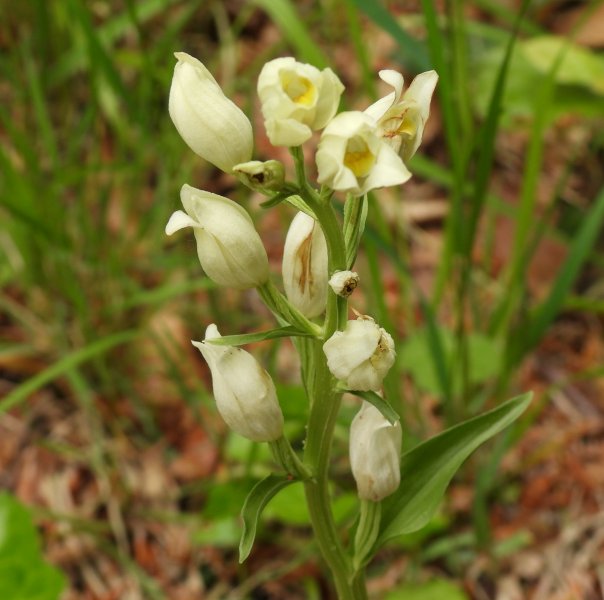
xmin=379 ymin=393 xmax=532 ymax=545
xmin=0 ymin=493 xmax=65 ymax=600
xmin=239 ymin=474 xmax=297 ymax=562
xmin=383 ymin=578 xmax=469 ymax=600
xmin=399 ymin=328 xmax=503 ymax=396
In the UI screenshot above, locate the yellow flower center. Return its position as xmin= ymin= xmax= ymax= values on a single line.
xmin=344 ymin=137 xmax=375 ymax=178
xmin=281 ymin=72 xmax=316 ymax=106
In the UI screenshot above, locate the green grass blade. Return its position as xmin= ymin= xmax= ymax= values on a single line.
xmin=0 ymin=331 xmax=138 ymax=415
xmin=350 ymin=0 xmax=430 ymax=72
xmin=252 ymin=0 xmax=328 ymax=68
xmin=464 ymin=0 xmax=530 ymax=256
xmin=522 ymin=187 xmax=604 ymax=354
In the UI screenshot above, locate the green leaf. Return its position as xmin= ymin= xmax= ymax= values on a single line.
xmin=344 ymin=390 xmax=400 ymax=425
xmin=378 ymin=393 xmax=532 ymax=545
xmin=0 ymin=493 xmax=66 ymax=600
xmin=384 ymin=578 xmax=469 ymax=600
xmin=252 ymin=0 xmax=328 ymax=68
xmin=522 ymin=35 xmax=604 ymax=96
xmin=239 ymin=474 xmax=297 ymax=563
xmin=206 ymin=325 xmax=315 ymax=347
xmin=522 ymin=186 xmax=604 ymax=355
xmin=0 ymin=330 xmax=138 ymax=415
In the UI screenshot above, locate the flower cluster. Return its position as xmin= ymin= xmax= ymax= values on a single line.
xmin=166 ymin=52 xmax=437 ymax=500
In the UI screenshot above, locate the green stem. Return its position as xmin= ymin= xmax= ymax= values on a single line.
xmin=353 ymin=500 xmax=381 ymax=571
xmin=269 ymin=436 xmax=312 ymax=480
xmin=257 ymin=279 xmax=322 ymax=337
xmin=289 ymin=146 xmax=367 ymax=598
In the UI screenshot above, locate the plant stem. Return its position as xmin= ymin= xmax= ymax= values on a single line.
xmin=289 ymin=146 xmax=367 ymax=598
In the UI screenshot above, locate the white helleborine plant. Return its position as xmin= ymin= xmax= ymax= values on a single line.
xmin=323 ymin=316 xmax=396 ymax=391
xmin=257 ymin=57 xmax=344 ymax=147
xmin=165 ymin=184 xmax=269 ymax=289
xmin=169 ymin=52 xmax=253 ymax=173
xmin=316 ymin=111 xmax=411 ymax=196
xmin=364 ymin=69 xmax=438 ymax=162
xmin=193 ymin=325 xmax=284 ymax=442
xmin=282 ymin=211 xmax=329 ymax=318
xmin=350 ymin=402 xmax=402 ymax=502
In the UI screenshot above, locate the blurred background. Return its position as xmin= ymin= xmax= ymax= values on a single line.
xmin=1 ymin=0 xmax=604 ymax=598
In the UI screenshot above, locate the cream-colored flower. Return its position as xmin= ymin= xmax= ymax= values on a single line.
xmin=328 ymin=270 xmax=359 ymax=298
xmin=257 ymin=57 xmax=344 ymax=146
xmin=193 ymin=325 xmax=284 ymax=442
xmin=350 ymin=402 xmax=402 ymax=501
xmin=169 ymin=52 xmax=253 ymax=172
xmin=323 ymin=316 xmax=395 ymax=391
xmin=365 ymin=69 xmax=438 ymax=162
xmin=282 ymin=211 xmax=328 ymax=318
xmin=316 ymin=111 xmax=411 ymax=196
xmin=165 ymin=184 xmax=268 ymax=289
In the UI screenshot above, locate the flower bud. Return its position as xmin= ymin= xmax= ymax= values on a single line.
xmin=166 ymin=184 xmax=269 ymax=289
xmin=169 ymin=52 xmax=253 ymax=173
xmin=350 ymin=402 xmax=402 ymax=501
xmin=364 ymin=69 xmax=438 ymax=162
xmin=323 ymin=316 xmax=395 ymax=391
xmin=257 ymin=57 xmax=344 ymax=147
xmin=233 ymin=160 xmax=285 ymax=193
xmin=193 ymin=325 xmax=284 ymax=442
xmin=329 ymin=270 xmax=359 ymax=298
xmin=316 ymin=111 xmax=411 ymax=196
xmin=282 ymin=211 xmax=328 ymax=318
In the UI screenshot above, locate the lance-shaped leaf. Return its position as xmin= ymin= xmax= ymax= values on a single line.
xmin=378 ymin=392 xmax=532 ymax=546
xmin=239 ymin=474 xmax=297 ymax=563
xmin=345 ymin=389 xmax=400 ymax=425
xmin=206 ymin=325 xmax=316 ymax=347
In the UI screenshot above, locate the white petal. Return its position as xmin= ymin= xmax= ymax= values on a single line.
xmin=364 ymin=70 xmax=405 ymax=121
xmin=265 ymin=117 xmax=312 ymax=147
xmin=361 ymin=142 xmax=411 ymax=194
xmin=165 ymin=210 xmax=199 ymax=235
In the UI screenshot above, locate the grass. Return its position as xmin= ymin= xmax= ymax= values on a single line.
xmin=1 ymin=0 xmax=603 ymax=597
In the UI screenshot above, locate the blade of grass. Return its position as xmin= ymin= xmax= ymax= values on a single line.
xmin=252 ymin=0 xmax=328 ymax=68
xmin=0 ymin=331 xmax=138 ymax=415
xmin=521 ymin=187 xmax=604 ymax=356
xmin=350 ymin=0 xmax=430 ymax=72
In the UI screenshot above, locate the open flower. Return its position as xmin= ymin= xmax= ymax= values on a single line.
xmin=169 ymin=52 xmax=253 ymax=172
xmin=257 ymin=57 xmax=344 ymax=147
xmin=364 ymin=69 xmax=438 ymax=162
xmin=350 ymin=402 xmax=402 ymax=501
xmin=193 ymin=325 xmax=284 ymax=442
xmin=282 ymin=211 xmax=328 ymax=318
xmin=165 ymin=184 xmax=268 ymax=289
xmin=323 ymin=316 xmax=395 ymax=391
xmin=316 ymin=111 xmax=411 ymax=196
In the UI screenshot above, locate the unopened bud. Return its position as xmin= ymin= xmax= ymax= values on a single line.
xmin=233 ymin=160 xmax=285 ymax=193
xmin=282 ymin=211 xmax=328 ymax=318
xmin=193 ymin=324 xmax=284 ymax=442
xmin=165 ymin=184 xmax=269 ymax=289
xmin=350 ymin=402 xmax=402 ymax=501
xmin=329 ymin=270 xmax=359 ymax=298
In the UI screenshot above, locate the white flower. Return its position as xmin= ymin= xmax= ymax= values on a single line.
xmin=316 ymin=111 xmax=411 ymax=196
xmin=165 ymin=184 xmax=269 ymax=289
xmin=323 ymin=316 xmax=395 ymax=391
xmin=282 ymin=211 xmax=328 ymax=318
xmin=328 ymin=270 xmax=359 ymax=298
xmin=364 ymin=69 xmax=438 ymax=162
xmin=257 ymin=57 xmax=344 ymax=147
xmin=169 ymin=52 xmax=253 ymax=172
xmin=350 ymin=402 xmax=402 ymax=501
xmin=193 ymin=325 xmax=284 ymax=442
